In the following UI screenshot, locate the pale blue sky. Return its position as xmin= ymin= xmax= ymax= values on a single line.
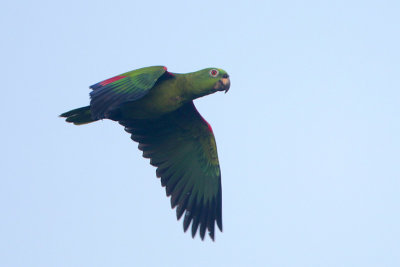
xmin=1 ymin=0 xmax=399 ymax=266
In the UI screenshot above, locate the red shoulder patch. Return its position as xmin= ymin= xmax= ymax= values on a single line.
xmin=206 ymin=121 xmax=213 ymax=133
xmin=163 ymin=66 xmax=175 ymax=77
xmin=200 ymin=116 xmax=213 ymax=133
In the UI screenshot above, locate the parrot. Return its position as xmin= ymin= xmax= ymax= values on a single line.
xmin=60 ymin=66 xmax=230 ymax=240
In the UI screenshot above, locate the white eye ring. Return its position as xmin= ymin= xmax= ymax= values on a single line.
xmin=209 ymin=69 xmax=219 ymax=77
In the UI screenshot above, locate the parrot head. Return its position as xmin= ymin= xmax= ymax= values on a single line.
xmin=188 ymin=68 xmax=230 ymax=99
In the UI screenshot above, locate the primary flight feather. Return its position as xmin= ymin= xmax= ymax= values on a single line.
xmin=60 ymin=66 xmax=230 ymax=240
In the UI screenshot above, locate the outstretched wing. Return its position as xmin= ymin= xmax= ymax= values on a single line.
xmin=89 ymin=66 xmax=173 ymax=120
xmin=119 ymin=102 xmax=223 ymax=240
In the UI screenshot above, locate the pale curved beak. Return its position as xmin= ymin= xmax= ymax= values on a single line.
xmin=221 ymin=77 xmax=230 ymax=93
xmin=214 ymin=74 xmax=231 ymax=93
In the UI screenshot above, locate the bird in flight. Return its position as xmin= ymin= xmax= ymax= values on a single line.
xmin=60 ymin=66 xmax=230 ymax=240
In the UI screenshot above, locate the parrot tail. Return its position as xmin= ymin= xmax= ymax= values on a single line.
xmin=60 ymin=106 xmax=97 ymax=125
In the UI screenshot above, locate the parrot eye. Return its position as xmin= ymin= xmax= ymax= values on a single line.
xmin=209 ymin=69 xmax=219 ymax=77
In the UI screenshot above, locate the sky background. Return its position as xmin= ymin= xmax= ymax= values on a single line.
xmin=1 ymin=0 xmax=399 ymax=266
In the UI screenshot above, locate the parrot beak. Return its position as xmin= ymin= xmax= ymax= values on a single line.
xmin=214 ymin=74 xmax=230 ymax=93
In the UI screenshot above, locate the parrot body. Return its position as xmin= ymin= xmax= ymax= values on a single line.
xmin=61 ymin=66 xmax=230 ymax=240
xmin=119 ymin=74 xmax=193 ymax=119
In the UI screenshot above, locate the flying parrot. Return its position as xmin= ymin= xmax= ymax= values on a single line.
xmin=60 ymin=66 xmax=230 ymax=240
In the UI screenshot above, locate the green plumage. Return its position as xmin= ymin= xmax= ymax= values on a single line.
xmin=89 ymin=66 xmax=168 ymax=120
xmin=60 ymin=66 xmax=230 ymax=240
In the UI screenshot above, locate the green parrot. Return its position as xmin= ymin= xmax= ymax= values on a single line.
xmin=60 ymin=66 xmax=230 ymax=240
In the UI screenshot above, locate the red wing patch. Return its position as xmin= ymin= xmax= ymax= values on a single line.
xmin=99 ymin=75 xmax=128 ymax=86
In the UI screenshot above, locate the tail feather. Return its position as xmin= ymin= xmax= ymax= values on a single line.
xmin=60 ymin=106 xmax=97 ymax=125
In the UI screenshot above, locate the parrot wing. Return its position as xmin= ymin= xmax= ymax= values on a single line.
xmin=119 ymin=101 xmax=223 ymax=240
xmin=89 ymin=66 xmax=173 ymax=119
